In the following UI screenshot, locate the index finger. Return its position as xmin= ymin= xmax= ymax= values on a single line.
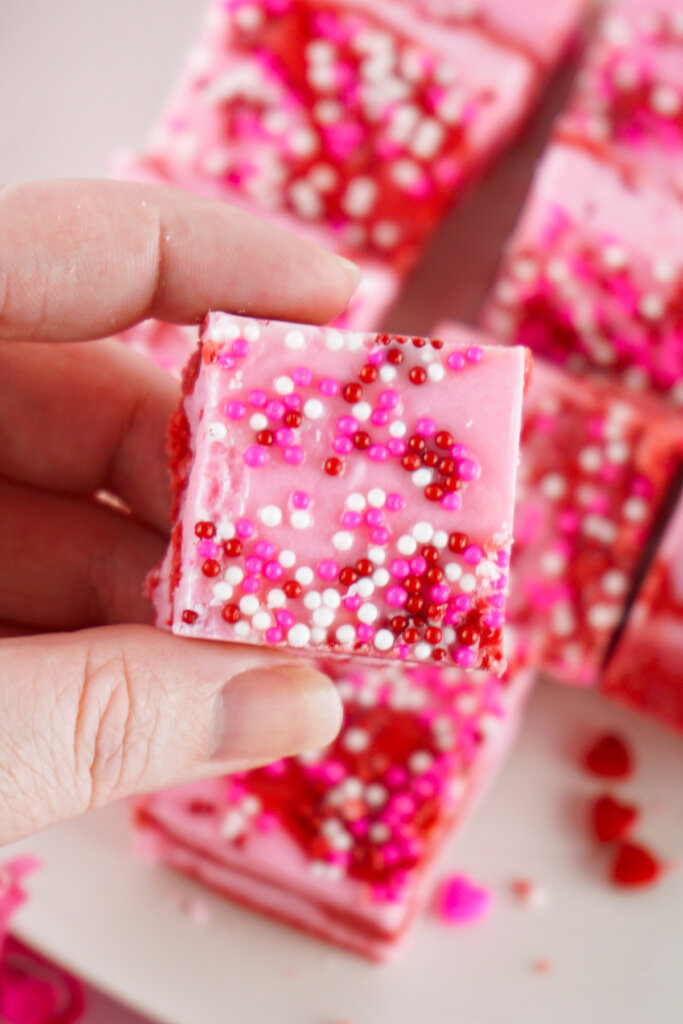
xmin=0 ymin=179 xmax=361 ymax=342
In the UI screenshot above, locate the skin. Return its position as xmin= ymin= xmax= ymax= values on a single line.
xmin=0 ymin=179 xmax=360 ymax=845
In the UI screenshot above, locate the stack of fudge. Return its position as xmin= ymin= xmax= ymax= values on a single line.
xmin=116 ymin=0 xmax=682 ymax=961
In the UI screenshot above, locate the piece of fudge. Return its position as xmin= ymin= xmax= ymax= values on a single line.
xmin=131 ymin=0 xmax=547 ymax=273
xmin=436 ymin=321 xmax=683 ymax=684
xmin=135 ymin=649 xmax=535 ymax=961
xmin=603 ymin=493 xmax=683 ymax=730
xmin=481 ymin=142 xmax=683 ymax=407
xmin=558 ymin=0 xmax=683 ymax=196
xmin=150 ymin=314 xmax=527 ymax=670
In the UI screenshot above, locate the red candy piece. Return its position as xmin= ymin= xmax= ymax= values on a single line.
xmin=610 ymin=841 xmax=663 ymax=889
xmin=591 ymin=795 xmax=638 ymax=844
xmin=583 ymin=733 xmax=633 ymax=779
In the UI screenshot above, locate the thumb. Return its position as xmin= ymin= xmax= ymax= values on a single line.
xmin=0 ymin=626 xmax=342 ymax=844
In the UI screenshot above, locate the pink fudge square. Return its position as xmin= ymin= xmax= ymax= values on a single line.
xmin=558 ymin=0 xmax=683 ymax=196
xmin=151 ymin=314 xmax=527 ymax=670
xmin=134 ymin=650 xmax=534 ymax=961
xmin=481 ymin=142 xmax=683 ymax=407
xmin=138 ymin=0 xmax=538 ymax=272
xmin=603 ymin=494 xmax=683 ymax=731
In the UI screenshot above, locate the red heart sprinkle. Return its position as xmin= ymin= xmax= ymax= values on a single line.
xmin=591 ymin=795 xmax=639 ymax=843
xmin=610 ymin=841 xmax=663 ymax=889
xmin=583 ymin=733 xmax=633 ymax=779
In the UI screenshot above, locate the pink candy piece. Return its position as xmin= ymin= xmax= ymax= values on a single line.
xmin=152 ymin=315 xmax=527 ymax=670
xmin=434 ymin=873 xmax=494 ymax=926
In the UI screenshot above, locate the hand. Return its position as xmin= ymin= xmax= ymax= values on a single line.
xmin=0 ymin=179 xmax=358 ymax=844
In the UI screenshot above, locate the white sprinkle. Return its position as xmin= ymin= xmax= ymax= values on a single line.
xmin=541 ymin=551 xmax=565 ymax=577
xmin=208 ymin=421 xmax=227 ymax=440
xmin=379 ymin=364 xmax=398 ymax=382
xmin=368 ymin=488 xmax=387 ymax=507
xmin=313 ymin=607 xmax=335 ymax=628
xmin=249 ymin=413 xmax=268 ymax=431
xmin=291 ymin=510 xmax=312 ymax=530
xmin=260 ymin=505 xmax=282 ymax=526
xmin=336 ymin=624 xmax=356 ymax=644
xmin=288 ymin=623 xmax=311 ymax=648
xmin=341 ymin=176 xmax=378 ymax=218
xmin=413 ymin=642 xmax=431 ymax=660
xmin=578 ymin=446 xmax=603 ymax=473
xmin=511 ymin=256 xmax=538 ymax=281
xmin=221 ymin=809 xmax=247 ymax=841
xmin=427 ymin=363 xmax=445 ymax=382
xmin=365 ymin=783 xmax=387 ymax=807
xmin=459 ymin=574 xmax=477 ymax=593
xmin=389 ymin=420 xmax=407 ymax=437
xmin=322 ymin=588 xmax=341 ymax=609
xmin=239 ymin=595 xmax=260 ymax=616
xmin=343 ymin=727 xmax=370 ymax=752
xmin=252 ymin=611 xmax=271 ymax=631
xmin=650 ymin=84 xmax=681 ymax=118
xmin=285 ymin=329 xmax=306 ymax=350
xmin=587 ymin=604 xmax=620 ymax=630
xmin=602 ymin=570 xmax=628 ymax=597
xmin=412 ymin=521 xmax=434 ymax=543
xmin=397 ymin=535 xmax=417 ymax=556
xmin=279 ymin=549 xmax=296 ymax=568
xmin=212 ymin=582 xmax=234 ymax=601
xmin=325 ymin=330 xmax=344 ymax=351
xmin=243 ymin=322 xmax=260 ymax=341
xmin=412 ymin=468 xmax=432 ymax=487
xmin=267 ymin=589 xmax=286 ymax=608
xmin=357 ymin=603 xmax=378 ymax=624
xmin=622 ymin=497 xmax=648 ymax=522
xmin=333 ymin=531 xmax=353 ymax=551
xmin=303 ymin=398 xmax=324 ymax=420
xmin=233 ymin=620 xmax=251 ymax=638
xmin=652 ymin=259 xmax=677 ymax=284
xmin=373 ymin=220 xmax=400 ymax=249
xmin=639 ymin=293 xmax=665 ymax=321
xmin=432 ymin=530 xmax=448 ymax=549
xmin=606 ymin=441 xmax=629 ymax=464
xmin=304 ymin=591 xmax=322 ymax=610
xmin=369 ymin=822 xmax=390 ymax=845
xmin=373 ymin=568 xmax=390 ymax=587
xmin=551 ymin=604 xmax=575 ymax=637
xmin=408 ymin=750 xmax=433 ymax=774
xmin=275 ymin=375 xmax=295 ymax=395
xmin=368 ymin=546 xmax=386 ymax=565
xmin=355 ymin=578 xmax=375 ymax=598
xmin=602 ymin=244 xmax=628 ymax=270
xmin=225 ymin=566 xmax=244 ymax=585
xmin=296 ymin=566 xmax=314 ymax=586
xmin=217 ymin=520 xmax=235 ymax=540
xmin=347 ymin=492 xmax=366 ymax=512
xmin=353 ymin=401 xmax=372 ymax=421
xmin=374 ymin=629 xmax=394 ymax=651
xmin=541 ymin=473 xmax=567 ymax=500
xmin=311 ymin=626 xmax=327 ymax=643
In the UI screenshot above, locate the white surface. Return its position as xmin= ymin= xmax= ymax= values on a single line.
xmin=6 ymin=684 xmax=683 ymax=1024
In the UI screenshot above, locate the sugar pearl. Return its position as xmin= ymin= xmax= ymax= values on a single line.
xmin=260 ymin=505 xmax=282 ymax=526
xmin=343 ymin=728 xmax=370 ymax=752
xmin=239 ymin=595 xmax=259 ymax=616
xmin=267 ymin=589 xmax=287 ymax=608
xmin=412 ymin=521 xmax=434 ymax=543
xmin=313 ymin=608 xmax=335 ymax=628
xmin=347 ymin=492 xmax=366 ymax=511
xmin=212 ymin=582 xmax=234 ymax=601
xmin=332 ymin=531 xmax=353 ymax=551
xmin=284 ymin=329 xmax=306 ymax=350
xmin=368 ymin=488 xmax=386 ymax=507
xmin=296 ymin=567 xmax=314 ymax=586
xmin=279 ymin=549 xmax=296 ymax=568
xmin=252 ymin=611 xmax=272 ymax=631
xmin=336 ymin=624 xmax=356 ymax=644
xmin=304 ymin=398 xmax=324 ymax=419
xmin=322 ymin=588 xmax=341 ymax=609
xmin=275 ymin=376 xmax=294 ymax=395
xmin=303 ymin=591 xmax=322 ymax=610
xmin=374 ymin=629 xmax=395 ymax=651
xmin=291 ymin=510 xmax=312 ymax=530
xmin=288 ymin=623 xmax=311 ymax=647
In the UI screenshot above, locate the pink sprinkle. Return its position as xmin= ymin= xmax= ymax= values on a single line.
xmin=265 ymin=627 xmax=283 ymax=644
xmin=390 ymin=559 xmax=411 ymax=578
xmin=197 ymin=539 xmax=218 ymax=558
xmin=337 ymin=415 xmax=358 ymax=435
xmin=342 ymin=511 xmax=362 ymax=529
xmin=217 ymin=354 xmax=234 ymax=369
xmin=249 ymin=389 xmax=267 ymax=407
xmin=319 ymin=377 xmax=339 ymax=396
xmin=263 ymin=759 xmax=286 ymax=776
xmin=231 ymin=338 xmax=249 ymax=358
xmin=410 ymin=557 xmax=427 ymax=576
xmin=265 ymin=400 xmax=285 ymax=420
xmin=396 ymin=643 xmax=410 ymax=659
xmin=416 ymin=417 xmax=437 ymax=437
xmin=368 ymin=444 xmax=389 ymax=462
xmin=463 ymin=545 xmax=483 ymax=565
xmin=292 ymin=491 xmax=310 ymax=509
xmin=344 ymin=594 xmax=361 ymax=611
xmin=292 ymin=367 xmax=312 ymax=386
xmin=434 ymin=874 xmax=493 ymax=926
xmin=451 ymin=443 xmax=468 ymax=459
xmin=254 ymin=541 xmax=274 ymax=559
xmin=284 ymin=446 xmax=304 ymax=465
xmin=236 ymin=519 xmax=255 ymax=539
xmin=283 ymin=393 xmax=301 ymax=409
xmin=466 ymin=346 xmax=484 ymax=364
xmin=244 ymin=556 xmax=263 ymax=575
xmin=442 ymin=492 xmax=461 ymax=511
xmin=447 ymin=352 xmax=466 ymax=371
xmin=378 ymin=389 xmax=399 ymax=410
xmin=275 ymin=427 xmax=295 ymax=447
xmin=225 ymin=401 xmax=246 ymax=420
xmin=386 ymin=586 xmax=408 ymax=607
xmin=256 ymin=812 xmax=279 ymax=832
xmin=365 ymin=508 xmax=383 ymax=527
xmin=431 ymin=584 xmax=450 ymax=603
xmin=452 ymin=594 xmax=471 ymax=612
xmin=386 ymin=493 xmax=406 ymax=512
xmin=275 ymin=610 xmax=294 ymax=629
xmin=459 ymin=458 xmax=479 ymax=481
xmin=357 ymin=623 xmax=375 ymax=642
xmin=387 ymin=438 xmax=406 ymax=456
xmin=368 ymin=348 xmax=384 ymax=366
xmin=497 ymin=550 xmax=510 ymax=568
xmin=244 ymin=446 xmax=267 ymax=468
xmin=333 ymin=437 xmax=353 ymax=455
xmin=371 ymin=409 xmax=390 ymax=426
xmin=485 ymin=611 xmax=505 ymax=629
xmin=319 ymin=761 xmax=345 ymax=784
xmin=263 ymin=561 xmax=283 ymax=581
xmin=241 ymin=576 xmax=259 ymax=594
xmin=489 ymin=593 xmax=506 ymax=609
xmin=455 ymin=647 xmax=476 ymax=668
xmin=371 ymin=527 xmax=390 ymax=545
xmin=317 ymin=560 xmax=339 ymax=580
xmin=386 ymin=766 xmax=408 ymax=787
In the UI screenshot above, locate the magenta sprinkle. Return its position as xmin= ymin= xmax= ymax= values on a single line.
xmin=265 ymin=627 xmax=283 ymax=644
xmin=452 ymin=594 xmax=472 ymax=612
xmin=333 ymin=437 xmax=353 ymax=454
xmin=342 ymin=510 xmax=363 ymax=529
xmin=459 ymin=458 xmax=479 ymax=481
xmin=463 ymin=545 xmax=483 ymax=565
xmin=249 ymin=389 xmax=267 ymax=407
xmin=236 ymin=519 xmax=255 ymax=539
xmin=263 ymin=561 xmax=283 ymax=581
xmin=447 ymin=352 xmax=466 ymax=371
xmin=284 ymin=445 xmax=304 ymax=464
xmin=416 ymin=417 xmax=437 ymax=437
xmin=387 ymin=438 xmax=407 ymax=456
xmin=265 ymin=400 xmax=285 ymax=420
xmin=390 ymin=559 xmax=411 ymax=578
xmin=243 ymin=445 xmax=267 ymax=468
xmin=275 ymin=610 xmax=294 ymax=629
xmin=466 ymin=346 xmax=484 ymax=364
xmin=337 ymin=415 xmax=358 ymax=434
xmin=371 ymin=409 xmax=390 ymax=426
xmin=410 ymin=557 xmax=427 ymax=575
xmin=241 ymin=576 xmax=259 ymax=594
xmin=451 ymin=443 xmax=468 ymax=459
xmin=485 ymin=611 xmax=505 ymax=629
xmin=292 ymin=490 xmax=310 ymax=509
xmin=244 ymin=556 xmax=263 ymax=575
xmin=197 ymin=539 xmax=218 ymax=558
xmin=254 ymin=540 xmax=274 ymax=559
xmin=319 ymin=377 xmax=339 ymax=396
xmin=455 ymin=647 xmax=476 ymax=668
xmin=344 ymin=594 xmax=361 ymax=611
xmin=368 ymin=444 xmax=389 ymax=462
xmin=442 ymin=492 xmax=461 ymax=511
xmin=378 ymin=389 xmax=399 ymax=410
xmin=496 ymin=550 xmax=510 ymax=568
xmin=225 ymin=400 xmax=246 ymax=420
xmin=365 ymin=508 xmax=383 ymax=527
xmin=386 ymin=493 xmax=406 ymax=511
xmin=274 ymin=427 xmax=294 ymax=447
xmin=386 ymin=586 xmax=408 ymax=607
xmin=283 ymin=393 xmax=301 ymax=409
xmin=318 ymin=559 xmax=340 ymax=580
xmin=371 ymin=527 xmax=390 ymax=545
xmin=367 ymin=348 xmax=384 ymax=365
xmin=430 ymin=584 xmax=450 ymax=603
xmin=435 ymin=874 xmax=493 ymax=926
xmin=231 ymin=338 xmax=249 ymax=358
xmin=292 ymin=367 xmax=312 ymax=386
xmin=217 ymin=354 xmax=235 ymax=369
xmin=357 ymin=623 xmax=375 ymax=642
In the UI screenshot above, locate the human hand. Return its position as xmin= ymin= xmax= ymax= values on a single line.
xmin=0 ymin=179 xmax=358 ymax=844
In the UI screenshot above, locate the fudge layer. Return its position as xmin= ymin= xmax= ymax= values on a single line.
xmin=437 ymin=322 xmax=683 ymax=684
xmin=603 ymin=493 xmax=683 ymax=730
xmin=151 ymin=314 xmax=527 ymax=669
xmin=558 ymin=0 xmax=683 ymax=196
xmin=481 ymin=142 xmax=683 ymax=407
xmin=135 ymin=651 xmax=534 ymax=961
xmin=129 ymin=0 xmax=556 ymax=273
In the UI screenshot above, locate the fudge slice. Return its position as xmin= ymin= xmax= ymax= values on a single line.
xmin=151 ymin=314 xmax=527 ymax=669
xmin=603 ymin=493 xmax=683 ymax=730
xmin=481 ymin=142 xmax=683 ymax=407
xmin=135 ymin=649 xmax=535 ymax=961
xmin=558 ymin=0 xmax=683 ymax=196
xmin=134 ymin=0 xmax=539 ymax=272
xmin=437 ymin=322 xmax=682 ymax=684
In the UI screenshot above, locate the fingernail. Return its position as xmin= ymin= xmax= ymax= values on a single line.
xmin=334 ymin=254 xmax=362 ymax=294
xmin=209 ymin=663 xmax=343 ymax=766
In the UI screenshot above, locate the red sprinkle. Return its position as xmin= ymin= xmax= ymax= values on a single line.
xmin=388 ymin=349 xmax=404 ymax=365
xmin=343 ymin=383 xmax=363 ymax=403
xmin=194 ymin=521 xmax=215 ymax=538
xmin=409 ymin=367 xmax=427 ymax=385
xmin=224 ymin=539 xmax=242 ymax=557
xmin=181 ymin=609 xmax=198 ymax=624
xmin=325 ymin=457 xmax=344 ymax=476
xmin=221 ymin=604 xmax=240 ymax=623
xmin=610 ymin=841 xmax=663 ymax=888
xmin=353 ymin=431 xmax=371 ymax=450
xmin=284 ymin=580 xmax=302 ymax=599
xmin=201 ymin=559 xmax=221 ymax=577
xmin=339 ymin=567 xmax=359 ymax=587
xmin=584 ymin=733 xmax=633 ymax=779
xmin=284 ymin=410 xmax=302 ymax=428
xmin=449 ymin=532 xmax=469 ymax=553
xmin=359 ymin=364 xmax=378 ymax=383
xmin=435 ymin=431 xmax=454 ymax=449
xmin=257 ymin=429 xmax=274 ymax=446
xmin=591 ymin=795 xmax=639 ymax=843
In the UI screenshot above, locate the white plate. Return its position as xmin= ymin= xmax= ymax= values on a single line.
xmin=7 ymin=684 xmax=683 ymax=1024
